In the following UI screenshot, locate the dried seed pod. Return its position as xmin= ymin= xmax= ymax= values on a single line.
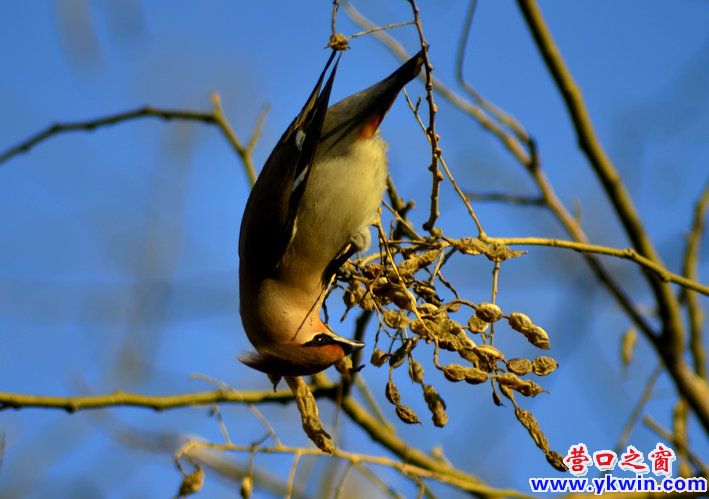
xmin=467 ymin=315 xmax=489 ymax=334
xmin=335 ymin=356 xmax=353 ymax=375
xmin=441 ymin=364 xmax=466 ymax=382
xmin=413 ymin=282 xmax=442 ymax=306
xmin=459 ymin=347 xmax=480 ymax=366
xmin=452 ymin=237 xmax=488 ymax=255
xmin=508 ymin=312 xmax=534 ymax=332
xmin=498 ymin=385 xmax=514 ymax=405
xmin=178 ymin=467 xmax=205 ymax=496
xmin=464 ymin=367 xmax=489 ymax=384
xmin=395 ymin=404 xmax=421 ymax=424
xmin=343 ymin=281 xmax=365 ymax=309
xmin=408 ymin=359 xmax=424 ymax=383
xmin=286 ymin=376 xmax=334 ymax=454
xmin=507 ymin=358 xmax=533 ymax=376
xmin=370 ymin=349 xmax=389 ymax=367
xmin=532 ymin=356 xmax=558 ymax=376
xmin=360 ymin=292 xmax=376 ymax=312
xmin=475 ymin=303 xmax=503 ymax=323
xmin=546 ymin=450 xmax=568 ymax=472
xmin=240 ymin=476 xmax=253 ymax=499
xmin=515 ymin=407 xmax=550 ymax=453
xmin=441 ymin=364 xmax=488 ymax=384
xmin=492 ymin=390 xmax=502 ymax=406
xmin=398 ymin=249 xmax=440 ymax=276
xmin=389 ymin=338 xmax=418 ymax=368
xmin=432 ymin=408 xmax=448 ymax=427
xmin=390 ymin=289 xmax=414 ymax=310
xmin=417 ymin=302 xmax=440 ymax=316
xmin=385 ymin=377 xmax=401 ymax=405
xmin=422 ymin=384 xmax=446 ymax=409
xmin=435 ymin=320 xmax=467 ymax=351
xmin=409 ymin=318 xmax=434 ymax=340
xmin=497 ymin=373 xmax=544 ymax=397
xmin=473 ymin=345 xmax=504 ymax=363
xmin=423 ymin=385 xmax=448 ymax=428
xmin=384 ymin=309 xmax=408 ymax=329
xmin=526 ymin=325 xmax=550 ymax=350
xmin=484 ymin=241 xmax=526 ymax=262
xmin=621 ymin=327 xmax=637 ymax=369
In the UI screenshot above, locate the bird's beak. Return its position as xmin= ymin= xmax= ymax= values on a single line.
xmin=329 ymin=332 xmax=365 ymax=355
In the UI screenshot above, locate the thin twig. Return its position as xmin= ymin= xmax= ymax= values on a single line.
xmin=177 ymin=439 xmax=534 ymax=498
xmin=402 ymin=89 xmax=485 ymax=236
xmin=681 ymin=178 xmax=709 ymax=380
xmin=404 ymin=0 xmax=444 ymax=234
xmin=486 ymin=236 xmax=709 ymax=296
xmin=0 ymin=106 xmax=216 ymax=166
xmin=350 ymin=21 xmax=416 ymax=40
xmin=466 ymin=192 xmax=545 ymax=207
xmin=342 ymin=2 xmax=532 ymax=167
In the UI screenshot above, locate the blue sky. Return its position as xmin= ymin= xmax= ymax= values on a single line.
xmin=1 ymin=1 xmax=707 ymax=497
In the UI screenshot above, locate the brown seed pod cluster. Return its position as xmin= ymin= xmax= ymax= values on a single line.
xmin=334 ymin=235 xmax=562 ymax=468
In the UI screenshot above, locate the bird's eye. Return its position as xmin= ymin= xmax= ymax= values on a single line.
xmin=306 ymin=333 xmax=331 ymax=347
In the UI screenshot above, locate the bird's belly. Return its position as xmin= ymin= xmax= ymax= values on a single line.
xmin=288 ymin=136 xmax=388 ymax=275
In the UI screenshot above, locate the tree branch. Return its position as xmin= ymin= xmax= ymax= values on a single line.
xmin=517 ymin=0 xmax=708 ymax=434
xmin=486 ymin=236 xmax=709 ymax=296
xmin=0 ymin=99 xmax=267 ymax=187
xmin=0 ymin=387 xmax=329 ymax=412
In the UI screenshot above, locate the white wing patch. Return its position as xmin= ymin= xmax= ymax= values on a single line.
xmin=295 ymin=129 xmax=306 ymax=151
xmin=292 ymin=164 xmax=309 ymax=192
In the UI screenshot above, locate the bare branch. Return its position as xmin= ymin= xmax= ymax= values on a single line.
xmin=517 ymin=0 xmax=709 ymax=433
xmin=487 ymin=236 xmax=709 ymax=296
xmin=681 ymin=178 xmax=709 ymax=380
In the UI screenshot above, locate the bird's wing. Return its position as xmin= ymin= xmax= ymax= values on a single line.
xmin=239 ymin=52 xmax=340 ymax=277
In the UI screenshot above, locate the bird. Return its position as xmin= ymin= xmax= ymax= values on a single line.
xmin=238 ymin=50 xmax=423 ymax=388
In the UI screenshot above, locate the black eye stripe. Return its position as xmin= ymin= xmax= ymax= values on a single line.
xmin=305 ymin=333 xmax=334 ymax=347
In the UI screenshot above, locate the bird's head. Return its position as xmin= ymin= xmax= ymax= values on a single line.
xmin=239 ymin=318 xmax=364 ymax=380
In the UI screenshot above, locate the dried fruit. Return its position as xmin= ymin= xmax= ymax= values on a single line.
xmin=343 ymin=281 xmax=365 ymax=309
xmin=473 ymin=345 xmax=504 ymax=363
xmin=497 ymin=373 xmax=544 ymax=397
xmin=507 ymin=358 xmax=533 ymax=375
xmin=385 ymin=378 xmax=401 ymax=405
xmin=467 ymin=315 xmax=489 ymax=334
xmin=383 ymin=309 xmax=409 ymax=329
xmin=508 ymin=312 xmax=534 ymax=332
xmin=285 ymin=376 xmax=334 ymax=454
xmin=621 ymin=327 xmax=637 ymax=369
xmin=441 ymin=364 xmax=466 ymax=382
xmin=546 ymin=451 xmax=568 ymax=472
xmin=409 ymin=360 xmax=424 ymax=383
xmin=389 ymin=338 xmax=417 ymax=368
xmin=240 ymin=476 xmax=253 ymax=499
xmin=441 ymin=364 xmax=488 ymax=384
xmin=370 ymin=349 xmax=389 ymax=367
xmin=475 ymin=303 xmax=503 ymax=323
xmin=532 ymin=356 xmax=558 ymax=376
xmin=508 ymin=313 xmax=550 ymax=349
xmin=515 ymin=407 xmax=549 ymax=452
xmin=422 ymin=384 xmax=448 ymax=427
xmin=395 ymin=404 xmax=421 ymax=424
xmin=463 ymin=367 xmax=489 ymax=384
xmin=484 ymin=242 xmax=526 ymax=262
xmin=178 ymin=467 xmax=205 ymax=497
